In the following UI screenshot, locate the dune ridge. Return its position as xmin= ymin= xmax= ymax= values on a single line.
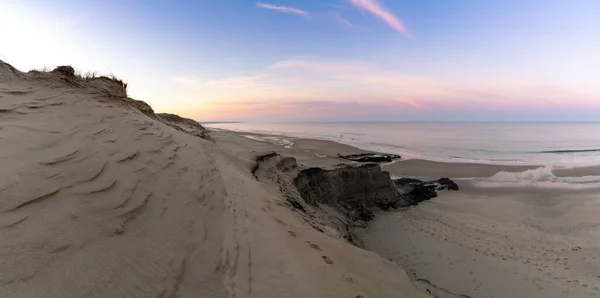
xmin=0 ymin=61 xmax=427 ymax=298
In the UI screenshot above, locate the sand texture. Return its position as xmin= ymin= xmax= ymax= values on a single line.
xmin=212 ymin=131 xmax=600 ymax=298
xmin=5 ymin=59 xmax=599 ymax=298
xmin=0 ymin=61 xmax=427 ymax=298
xmin=360 ymin=180 xmax=600 ymax=298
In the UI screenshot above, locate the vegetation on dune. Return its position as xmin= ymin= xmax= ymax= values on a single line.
xmin=30 ymin=66 xmax=128 ymax=95
xmin=157 ymin=113 xmax=184 ymax=122
xmin=24 ymin=63 xmax=209 ymax=140
xmin=157 ymin=113 xmax=211 ymax=141
xmin=128 ymin=99 xmax=155 ymax=117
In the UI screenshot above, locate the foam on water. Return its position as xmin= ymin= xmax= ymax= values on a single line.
xmin=208 ymin=122 xmax=600 ymax=166
xmin=231 ymin=127 xmax=600 ymax=189
xmin=241 ymin=134 xmax=294 ymax=149
xmin=489 ymin=166 xmax=556 ymax=182
xmin=473 ymin=166 xmax=600 ymax=189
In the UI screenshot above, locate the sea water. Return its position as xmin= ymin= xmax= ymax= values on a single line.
xmin=206 ymin=122 xmax=600 ymax=166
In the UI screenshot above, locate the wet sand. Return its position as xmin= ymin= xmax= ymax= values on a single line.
xmin=216 ymin=130 xmax=600 ymax=298
xmin=359 ymin=180 xmax=600 ymax=298
xmin=0 ymin=62 xmax=429 ymax=298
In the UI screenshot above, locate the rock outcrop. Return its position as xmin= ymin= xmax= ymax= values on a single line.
xmin=0 ymin=60 xmax=433 ymax=298
xmin=253 ymin=152 xmax=459 ymax=245
xmin=338 ymin=153 xmax=401 ymax=163
xmin=294 ymin=164 xmax=405 ymax=220
xmin=393 ymin=177 xmax=459 ymax=204
xmin=394 ymin=177 xmax=459 ymax=191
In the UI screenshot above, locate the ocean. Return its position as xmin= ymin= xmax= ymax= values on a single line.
xmin=206 ymin=122 xmax=600 ymax=166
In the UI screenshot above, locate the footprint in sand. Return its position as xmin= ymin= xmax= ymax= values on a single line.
xmin=307 ymin=241 xmax=321 ymax=250
xmin=322 ymin=256 xmax=334 ymax=264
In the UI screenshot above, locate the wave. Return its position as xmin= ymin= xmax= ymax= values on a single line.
xmin=532 ymin=149 xmax=600 ymax=154
xmin=489 ymin=166 xmax=556 ymax=183
xmin=475 ymin=166 xmax=600 ymax=189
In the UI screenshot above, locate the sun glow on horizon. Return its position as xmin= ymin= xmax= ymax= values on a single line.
xmin=1 ymin=0 xmax=598 ymax=122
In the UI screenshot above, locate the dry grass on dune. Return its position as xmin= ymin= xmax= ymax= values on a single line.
xmin=25 ymin=64 xmax=211 ymax=140
xmin=0 ymin=59 xmax=428 ymax=298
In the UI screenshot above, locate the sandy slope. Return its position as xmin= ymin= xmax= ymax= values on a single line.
xmin=0 ymin=62 xmax=427 ymax=297
xmin=211 ymin=131 xmax=600 ymax=298
xmin=361 ymin=181 xmax=600 ymax=298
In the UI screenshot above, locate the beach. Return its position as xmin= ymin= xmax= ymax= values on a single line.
xmin=0 ymin=61 xmax=426 ymax=298
xmin=3 ymin=0 xmax=597 ymax=296
xmin=2 ymin=60 xmax=599 ymax=298
xmin=212 ymin=130 xmax=600 ymax=298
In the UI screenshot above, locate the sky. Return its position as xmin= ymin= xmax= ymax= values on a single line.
xmin=1 ymin=0 xmax=599 ymax=122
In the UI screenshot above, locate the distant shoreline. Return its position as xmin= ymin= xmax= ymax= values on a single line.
xmin=212 ymin=128 xmax=600 ymax=298
xmin=207 ymin=126 xmax=600 ymax=168
xmin=203 ymin=121 xmax=600 ymax=124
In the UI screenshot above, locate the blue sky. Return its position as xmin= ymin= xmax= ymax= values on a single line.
xmin=1 ymin=0 xmax=599 ymax=121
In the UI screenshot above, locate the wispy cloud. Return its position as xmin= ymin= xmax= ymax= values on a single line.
xmin=175 ymin=56 xmax=600 ymax=121
xmin=270 ymin=58 xmax=371 ymax=73
xmin=335 ymin=14 xmax=354 ymax=27
xmin=173 ymin=75 xmax=266 ymax=90
xmin=256 ymin=2 xmax=308 ymax=16
xmin=348 ymin=0 xmax=407 ymax=35
xmin=194 ymin=99 xmax=423 ymax=121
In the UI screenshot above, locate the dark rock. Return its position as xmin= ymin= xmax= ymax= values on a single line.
xmin=338 ymin=153 xmax=401 ymax=163
xmin=294 ymin=164 xmax=404 ymax=211
xmin=285 ymin=195 xmax=306 ymax=212
xmin=340 ymin=201 xmax=375 ymax=221
xmin=255 ymin=151 xmax=278 ymax=162
xmin=393 ymin=177 xmax=424 ymax=187
xmin=436 ymin=177 xmax=459 ymax=190
xmin=400 ymin=184 xmax=438 ymax=205
xmin=393 ymin=177 xmax=459 ymax=204
xmin=252 ymin=152 xmax=459 ymax=246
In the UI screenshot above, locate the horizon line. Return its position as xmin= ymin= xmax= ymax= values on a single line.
xmin=200 ymin=120 xmax=600 ymax=124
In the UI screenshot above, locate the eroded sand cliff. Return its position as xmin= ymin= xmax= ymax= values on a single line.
xmin=0 ymin=61 xmax=428 ymax=298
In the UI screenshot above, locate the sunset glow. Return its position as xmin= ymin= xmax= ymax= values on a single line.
xmin=1 ymin=0 xmax=598 ymax=121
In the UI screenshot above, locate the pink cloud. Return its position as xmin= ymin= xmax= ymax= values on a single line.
xmin=173 ymin=74 xmax=267 ymax=90
xmin=393 ymin=98 xmax=425 ymax=108
xmin=270 ymin=58 xmax=371 ymax=73
xmin=256 ymin=2 xmax=308 ymax=16
xmin=335 ymin=14 xmax=354 ymax=27
xmin=191 ymin=99 xmax=422 ymax=121
xmin=174 ymin=57 xmax=600 ymax=121
xmin=348 ymin=0 xmax=407 ymax=35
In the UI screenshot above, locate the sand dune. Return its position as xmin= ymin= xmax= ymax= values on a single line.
xmin=0 ymin=61 xmax=427 ymax=297
xmin=210 ymin=130 xmax=600 ymax=298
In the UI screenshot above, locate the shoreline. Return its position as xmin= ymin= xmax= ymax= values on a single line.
xmin=212 ymin=129 xmax=600 ymax=298
xmin=7 ymin=59 xmax=598 ymax=298
xmin=207 ymin=127 xmax=600 ymax=172
xmin=1 ymin=62 xmax=431 ymax=298
xmin=210 ymin=128 xmax=600 ymax=180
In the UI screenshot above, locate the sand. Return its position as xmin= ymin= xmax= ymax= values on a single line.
xmin=3 ymin=60 xmax=599 ymax=298
xmin=213 ymin=131 xmax=600 ymax=298
xmin=0 ymin=62 xmax=427 ymax=297
xmin=360 ymin=181 xmax=600 ymax=298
